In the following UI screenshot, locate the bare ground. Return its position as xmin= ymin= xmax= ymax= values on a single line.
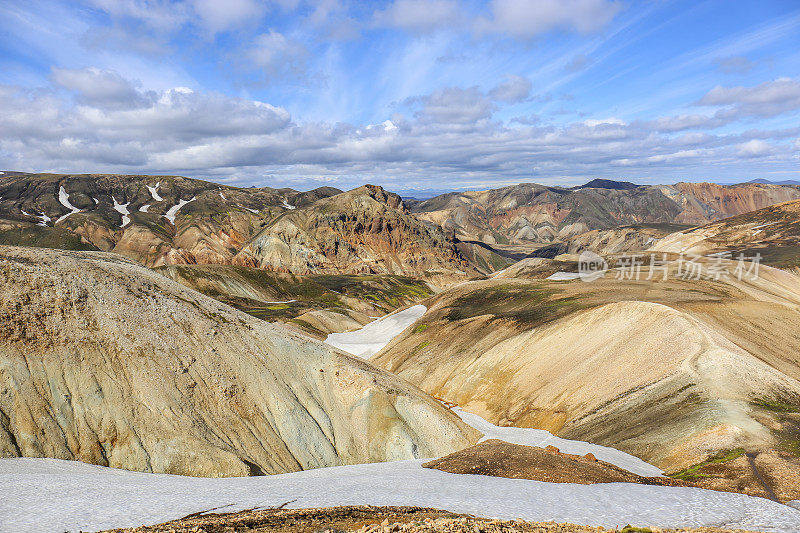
xmin=102 ymin=506 xmax=761 ymax=533
xmin=422 ymin=440 xmax=691 ymax=487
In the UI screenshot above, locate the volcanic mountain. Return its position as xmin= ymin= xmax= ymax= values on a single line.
xmin=233 ymin=184 xmax=479 ymax=284
xmin=0 ymin=245 xmax=478 ymax=477
xmin=409 ymin=181 xmax=800 ymax=247
xmin=0 ymin=173 xmax=341 ymax=266
xmin=649 ymin=198 xmax=800 ymax=269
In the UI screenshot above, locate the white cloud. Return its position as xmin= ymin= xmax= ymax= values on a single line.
xmin=373 ymin=0 xmax=463 ymax=33
xmin=736 ymin=139 xmax=774 ymax=158
xmin=643 ymin=113 xmax=729 ymax=132
xmin=191 ymin=0 xmax=266 ymax=34
xmin=714 ymin=56 xmax=757 ymax=75
xmin=564 ymin=54 xmax=591 ymax=72
xmin=2 ymin=74 xmax=798 ymax=189
xmin=476 ymin=0 xmax=622 ymax=39
xmin=86 ymin=0 xmax=188 ymax=33
xmin=582 ymin=118 xmax=626 ymax=127
xmin=414 ymin=87 xmax=495 ymax=126
xmin=489 ymin=75 xmax=532 ymax=103
xmin=51 ymin=67 xmax=152 ymax=110
xmin=698 ymin=77 xmax=800 ymax=118
xmin=247 ymin=31 xmax=309 ymax=81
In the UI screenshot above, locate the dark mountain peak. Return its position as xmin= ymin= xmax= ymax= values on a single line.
xmin=749 ymin=178 xmax=800 ymax=186
xmin=573 ymin=179 xmax=640 ymax=190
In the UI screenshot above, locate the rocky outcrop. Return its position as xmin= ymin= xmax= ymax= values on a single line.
xmin=234 ymin=185 xmax=478 ymax=281
xmin=0 ymin=246 xmax=478 ymax=477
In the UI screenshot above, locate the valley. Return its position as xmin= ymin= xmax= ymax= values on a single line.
xmin=2 ymin=173 xmax=800 ymax=533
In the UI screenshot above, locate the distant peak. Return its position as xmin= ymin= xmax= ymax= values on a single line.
xmin=573 ymin=179 xmax=640 ymax=190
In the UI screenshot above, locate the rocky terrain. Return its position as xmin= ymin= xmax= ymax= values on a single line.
xmin=0 ymin=245 xmax=479 ymax=477
xmin=409 ymin=181 xmax=800 ymax=248
xmin=649 ymin=199 xmax=800 ymax=268
xmin=101 ymin=506 xmax=758 ymax=533
xmin=0 ymin=173 xmax=341 ymax=266
xmin=234 ymin=185 xmax=478 ymax=284
xmin=372 ymin=257 xmax=800 ymax=500
xmin=5 ymin=174 xmax=798 ymax=284
xmin=422 ymin=439 xmax=690 ymax=487
xmin=0 ymin=174 xmax=477 ymax=284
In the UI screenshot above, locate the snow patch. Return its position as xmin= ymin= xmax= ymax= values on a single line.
xmin=750 ymin=222 xmax=776 ymax=230
xmin=237 ymin=204 xmax=259 ymax=214
xmin=139 ymin=204 xmax=151 ymax=213
xmin=163 ymin=197 xmax=196 ymax=225
xmin=219 ymin=191 xmax=226 ymax=200
xmin=92 ymin=197 xmax=99 ymax=205
xmin=1 ymin=457 xmax=799 ymax=533
xmin=36 ymin=212 xmax=51 ymax=227
xmin=112 ymin=197 xmax=131 ymax=228
xmin=146 ymin=182 xmax=163 ymax=202
xmin=325 ymin=305 xmax=426 ymax=358
xmin=546 ymin=271 xmax=581 ymax=281
xmin=20 ymin=209 xmax=31 ymax=216
xmin=490 ymin=268 xmax=508 ymax=279
xmin=56 ymin=186 xmax=82 ymax=223
xmin=281 ymin=199 xmax=296 ymax=210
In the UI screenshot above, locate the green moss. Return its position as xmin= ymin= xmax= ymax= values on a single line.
xmin=443 ymin=284 xmax=585 ymax=328
xmin=0 ymin=226 xmax=98 ymax=251
xmin=413 ymin=324 xmax=429 ymax=333
xmin=752 ymin=398 xmax=800 ymax=413
xmin=621 ymin=526 xmax=653 ymax=533
xmin=667 ymin=448 xmax=745 ymax=481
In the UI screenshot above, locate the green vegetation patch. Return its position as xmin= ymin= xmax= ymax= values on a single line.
xmin=311 ymin=274 xmax=433 ymax=312
xmin=0 ymin=226 xmax=98 ymax=251
xmin=621 ymin=526 xmax=653 ymax=533
xmin=413 ymin=324 xmax=429 ymax=333
xmin=667 ymin=448 xmax=745 ymax=481
xmin=752 ymin=398 xmax=800 ymax=413
xmin=443 ymin=283 xmax=585 ymax=328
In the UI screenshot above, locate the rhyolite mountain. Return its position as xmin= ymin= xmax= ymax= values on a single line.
xmin=0 ymin=174 xmax=479 ymax=284
xmin=233 ymin=184 xmax=479 ymax=284
xmin=3 ymin=173 xmax=800 ymax=279
xmin=409 ymin=181 xmax=800 ymax=246
xmin=650 ymin=198 xmax=800 ymax=269
xmin=0 ymin=173 xmax=341 ymax=266
xmin=0 ymin=245 xmax=479 ymax=477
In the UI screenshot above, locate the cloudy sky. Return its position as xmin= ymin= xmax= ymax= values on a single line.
xmin=2 ymin=0 xmax=800 ymax=192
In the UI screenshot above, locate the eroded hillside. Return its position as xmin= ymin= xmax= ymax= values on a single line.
xmin=372 ymin=258 xmax=800 ymax=490
xmin=0 ymin=245 xmax=478 ymax=477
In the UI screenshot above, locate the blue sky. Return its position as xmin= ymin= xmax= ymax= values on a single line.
xmin=1 ymin=0 xmax=799 ymax=192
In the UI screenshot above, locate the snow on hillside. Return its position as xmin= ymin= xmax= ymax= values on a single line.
xmin=546 ymin=271 xmax=581 ymax=280
xmin=163 ymin=197 xmax=196 ymax=224
xmin=2 ymin=456 xmax=799 ymax=533
xmin=112 ymin=196 xmax=131 ymax=227
xmin=146 ymin=183 xmax=163 ymax=202
xmin=325 ymin=305 xmax=426 ymax=358
xmin=56 ymin=186 xmax=82 ymax=223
